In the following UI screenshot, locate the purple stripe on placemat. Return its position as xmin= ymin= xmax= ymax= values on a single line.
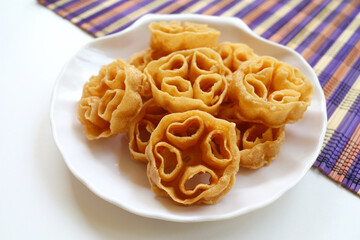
xmin=89 ymin=0 xmax=153 ymax=33
xmin=279 ymin=0 xmax=331 ymax=45
xmin=234 ymin=0 xmax=266 ymax=18
xmin=53 ymin=0 xmax=81 ymax=12
xmin=318 ymin=24 xmax=360 ymax=86
xmin=108 ymin=0 xmax=175 ymax=35
xmin=295 ymin=0 xmax=349 ymax=54
xmin=261 ymin=0 xmax=309 ymax=39
xmin=316 ymin=132 xmax=348 ymax=174
xmin=171 ymin=0 xmax=199 ymax=14
xmin=326 ymin=82 xmax=352 ymax=116
xmin=337 ymin=96 xmax=360 ymax=136
xmin=326 ymin=51 xmax=360 ymax=118
xmin=195 ymin=0 xmax=221 ymax=14
xmin=77 ymin=0 xmax=128 ymax=26
xmin=65 ymin=0 xmax=108 ymax=19
xmin=344 ymin=156 xmax=360 ymax=191
xmin=316 ymin=88 xmax=360 ymax=173
xmin=213 ymin=0 xmax=239 ymax=16
xmin=308 ymin=6 xmax=360 ymax=67
xmin=247 ymin=0 xmax=290 ymax=30
xmin=41 ymin=0 xmax=57 ymax=6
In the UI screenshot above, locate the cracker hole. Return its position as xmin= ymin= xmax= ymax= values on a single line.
xmin=220 ymin=49 xmax=231 ymax=60
xmin=137 ymin=122 xmax=152 ymax=142
xmin=246 ymin=125 xmax=268 ymax=142
xmin=166 ymin=78 xmax=190 ymax=92
xmin=165 ymin=57 xmax=186 ymax=71
xmin=247 ymin=77 xmax=267 ymax=99
xmin=199 ymin=77 xmax=217 ymax=92
xmin=185 ymin=172 xmax=211 ymax=190
xmin=272 ymin=94 xmax=284 ymax=102
xmin=210 ymin=135 xmax=230 ymax=159
xmin=195 ymin=54 xmax=213 ymax=71
xmin=235 ymin=52 xmax=248 ymax=62
xmin=171 ymin=121 xmax=200 ymax=138
xmin=156 ymin=146 xmax=178 ymax=174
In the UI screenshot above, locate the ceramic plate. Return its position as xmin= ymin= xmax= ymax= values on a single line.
xmin=50 ymin=14 xmax=327 ymax=222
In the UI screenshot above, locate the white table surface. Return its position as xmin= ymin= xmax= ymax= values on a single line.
xmin=1 ymin=1 xmax=359 ymax=239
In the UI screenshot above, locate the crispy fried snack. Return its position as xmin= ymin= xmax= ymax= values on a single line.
xmin=217 ymin=103 xmax=285 ymax=169
xmin=144 ymin=48 xmax=228 ymax=114
xmin=229 ymin=56 xmax=314 ymax=127
xmin=128 ymin=99 xmax=168 ymax=162
xmin=127 ymin=49 xmax=167 ymax=98
xmin=127 ymin=49 xmax=155 ymax=72
xmin=216 ymin=42 xmax=259 ymax=72
xmin=127 ymin=48 xmax=168 ymax=72
xmin=78 ymin=59 xmax=143 ymax=139
xmin=240 ymin=124 xmax=285 ymax=169
xmin=149 ymin=21 xmax=220 ymax=53
xmin=146 ymin=110 xmax=240 ymax=205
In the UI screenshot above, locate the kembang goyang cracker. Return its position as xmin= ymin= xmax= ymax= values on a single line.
xmin=144 ymin=48 xmax=228 ymax=115
xmin=217 ymin=103 xmax=285 ymax=169
xmin=149 ymin=21 xmax=220 ymax=53
xmin=146 ymin=110 xmax=240 ymax=205
xmin=128 ymin=99 xmax=168 ymax=163
xmin=76 ymin=21 xmax=314 ymax=205
xmin=216 ymin=42 xmax=259 ymax=72
xmin=228 ymin=56 xmax=314 ymax=127
xmin=78 ymin=59 xmax=143 ymax=139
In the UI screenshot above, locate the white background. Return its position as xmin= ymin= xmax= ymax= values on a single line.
xmin=1 ymin=1 xmax=359 ymax=239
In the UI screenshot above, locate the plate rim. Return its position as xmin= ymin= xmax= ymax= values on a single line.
xmin=50 ymin=13 xmax=327 ymax=222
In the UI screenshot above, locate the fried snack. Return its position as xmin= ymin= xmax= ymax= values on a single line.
xmin=127 ymin=48 xmax=168 ymax=72
xmin=217 ymin=103 xmax=285 ymax=169
xmin=127 ymin=49 xmax=168 ymax=98
xmin=217 ymin=42 xmax=258 ymax=72
xmin=146 ymin=110 xmax=240 ymax=205
xmin=149 ymin=21 xmax=220 ymax=53
xmin=78 ymin=59 xmax=143 ymax=139
xmin=144 ymin=48 xmax=228 ymax=114
xmin=229 ymin=56 xmax=314 ymax=127
xmin=240 ymin=124 xmax=285 ymax=169
xmin=128 ymin=99 xmax=168 ymax=162
xmin=127 ymin=49 xmax=155 ymax=72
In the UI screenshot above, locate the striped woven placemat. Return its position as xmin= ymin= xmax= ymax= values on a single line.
xmin=39 ymin=0 xmax=360 ymax=196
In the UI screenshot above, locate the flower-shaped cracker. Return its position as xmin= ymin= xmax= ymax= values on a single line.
xmin=128 ymin=99 xmax=168 ymax=162
xmin=229 ymin=56 xmax=314 ymax=127
xmin=216 ymin=42 xmax=259 ymax=72
xmin=149 ymin=21 xmax=220 ymax=53
xmin=146 ymin=110 xmax=240 ymax=205
xmin=239 ymin=124 xmax=285 ymax=169
xmin=217 ymin=103 xmax=285 ymax=169
xmin=144 ymin=48 xmax=229 ymax=114
xmin=78 ymin=59 xmax=143 ymax=139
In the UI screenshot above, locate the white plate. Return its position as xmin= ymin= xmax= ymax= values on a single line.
xmin=50 ymin=14 xmax=327 ymax=222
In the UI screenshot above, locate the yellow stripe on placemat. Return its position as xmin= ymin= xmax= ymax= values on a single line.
xmin=47 ymin=0 xmax=73 ymax=10
xmin=95 ymin=0 xmax=165 ymax=37
xmin=328 ymin=77 xmax=360 ymax=181
xmin=181 ymin=0 xmax=215 ymax=13
xmin=253 ymin=0 xmax=302 ymax=35
xmin=71 ymin=0 xmax=120 ymax=24
xmin=313 ymin=12 xmax=360 ymax=77
xmin=286 ymin=0 xmax=342 ymax=50
xmin=202 ymin=0 xmax=234 ymax=15
xmin=220 ymin=0 xmax=252 ymax=17
xmin=323 ymin=75 xmax=360 ymax=148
